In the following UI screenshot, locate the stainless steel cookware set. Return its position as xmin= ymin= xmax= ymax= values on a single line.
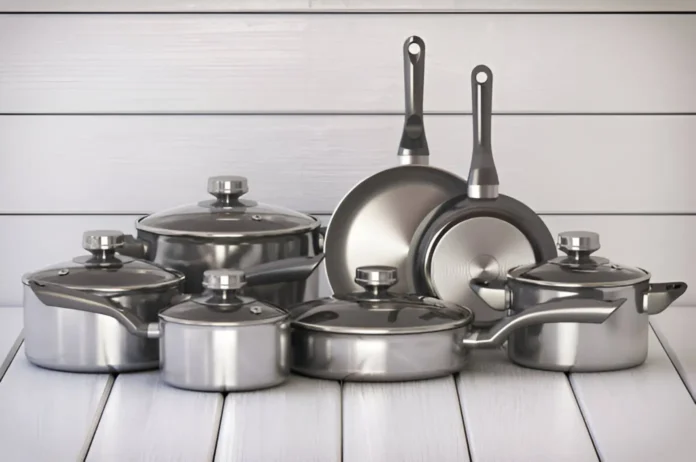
xmin=20 ymin=35 xmax=687 ymax=391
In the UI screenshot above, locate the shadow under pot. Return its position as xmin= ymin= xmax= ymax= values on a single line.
xmin=470 ymin=230 xmax=688 ymax=372
xmin=22 ymin=230 xmax=186 ymax=373
xmin=30 ymin=268 xmax=290 ymax=392
xmin=288 ymin=265 xmax=626 ymax=382
xmin=118 ymin=175 xmax=325 ymax=309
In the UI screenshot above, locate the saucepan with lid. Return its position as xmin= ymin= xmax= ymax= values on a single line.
xmin=30 ymin=267 xmax=291 ymax=391
xmin=22 ymin=230 xmax=186 ymax=372
xmin=118 ymin=175 xmax=324 ymax=308
xmin=470 ymin=230 xmax=688 ymax=371
xmin=288 ymin=265 xmax=625 ymax=382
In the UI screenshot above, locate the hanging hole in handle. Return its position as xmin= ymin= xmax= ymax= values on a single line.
xmin=408 ymin=42 xmax=421 ymax=56
xmin=476 ymin=71 xmax=488 ymax=84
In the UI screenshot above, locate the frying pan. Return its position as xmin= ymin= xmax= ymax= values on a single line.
xmin=324 ymin=35 xmax=468 ymax=295
xmin=408 ymin=65 xmax=557 ymax=327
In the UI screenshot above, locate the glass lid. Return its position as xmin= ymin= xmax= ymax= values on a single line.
xmin=160 ymin=269 xmax=288 ymax=326
xmin=290 ymin=266 xmax=474 ymax=335
xmin=508 ymin=231 xmax=650 ymax=288
xmin=23 ymin=230 xmax=184 ymax=294
xmin=136 ymin=175 xmax=319 ymax=238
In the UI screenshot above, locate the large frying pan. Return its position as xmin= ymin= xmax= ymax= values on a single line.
xmin=409 ymin=65 xmax=557 ymax=327
xmin=324 ymin=36 xmax=468 ymax=295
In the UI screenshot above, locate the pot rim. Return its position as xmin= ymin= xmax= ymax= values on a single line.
xmin=289 ymin=316 xmax=472 ymax=335
xmin=507 ymin=266 xmax=652 ymax=288
xmin=159 ymin=312 xmax=289 ymax=327
xmin=21 ymin=270 xmax=186 ymax=295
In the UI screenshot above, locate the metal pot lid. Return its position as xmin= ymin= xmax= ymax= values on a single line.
xmin=136 ymin=175 xmax=319 ymax=238
xmin=291 ymin=266 xmax=473 ymax=335
xmin=160 ymin=269 xmax=288 ymax=326
xmin=508 ymin=231 xmax=650 ymax=288
xmin=22 ymin=230 xmax=184 ymax=294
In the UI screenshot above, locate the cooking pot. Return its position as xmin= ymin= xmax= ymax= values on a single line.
xmin=289 ymin=265 xmax=625 ymax=382
xmin=470 ymin=230 xmax=688 ymax=371
xmin=22 ymin=230 xmax=186 ymax=372
xmin=31 ymin=268 xmax=290 ymax=392
xmin=118 ymin=175 xmax=324 ymax=308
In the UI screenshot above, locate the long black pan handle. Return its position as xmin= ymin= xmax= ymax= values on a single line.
xmin=467 ymin=64 xmax=499 ymax=200
xmin=397 ymin=35 xmax=429 ymax=166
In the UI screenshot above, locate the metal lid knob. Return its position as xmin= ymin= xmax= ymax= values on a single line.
xmin=208 ymin=176 xmax=248 ymax=197
xmin=355 ymin=266 xmax=398 ymax=290
xmin=558 ymin=231 xmax=600 ymax=254
xmin=82 ymin=230 xmax=125 ymax=251
xmin=203 ymin=269 xmax=246 ymax=291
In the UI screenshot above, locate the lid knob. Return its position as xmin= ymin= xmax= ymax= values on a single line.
xmin=355 ymin=266 xmax=398 ymax=291
xmin=82 ymin=230 xmax=125 ymax=251
xmin=558 ymin=231 xmax=600 ymax=254
xmin=208 ymin=175 xmax=248 ymax=201
xmin=203 ymin=269 xmax=246 ymax=291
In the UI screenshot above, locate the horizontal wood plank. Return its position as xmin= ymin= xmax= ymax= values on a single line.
xmin=1 ymin=15 xmax=695 ymax=113
xmin=456 ymin=349 xmax=597 ymax=462
xmin=0 ymin=307 xmax=23 ymax=381
xmin=86 ymin=371 xmax=223 ymax=462
xmin=1 ymin=0 xmax=694 ymax=12
xmin=343 ymin=377 xmax=469 ymax=462
xmin=0 ymin=344 xmax=113 ymax=462
xmin=570 ymin=328 xmax=696 ymax=462
xmin=651 ymin=306 xmax=696 ymax=402
xmin=215 ymin=375 xmax=341 ymax=462
xmin=2 ymin=214 xmax=694 ymax=307
xmin=1 ymin=115 xmax=694 ymax=214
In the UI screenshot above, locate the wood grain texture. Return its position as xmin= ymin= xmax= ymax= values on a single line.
xmin=2 ymin=214 xmax=695 ymax=307
xmin=1 ymin=115 xmax=695 ymax=214
xmin=570 ymin=329 xmax=696 ymax=462
xmin=1 ymin=0 xmax=693 ymax=12
xmin=215 ymin=375 xmax=341 ymax=462
xmin=651 ymin=306 xmax=696 ymax=402
xmin=0 ymin=307 xmax=23 ymax=381
xmin=1 ymin=15 xmax=695 ymax=113
xmin=343 ymin=376 xmax=469 ymax=462
xmin=456 ymin=349 xmax=597 ymax=462
xmin=0 ymin=344 xmax=113 ymax=462
xmin=86 ymin=371 xmax=223 ymax=462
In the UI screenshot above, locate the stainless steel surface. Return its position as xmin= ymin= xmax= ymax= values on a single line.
xmin=82 ymin=229 xmax=124 ymax=251
xmin=117 ymin=176 xmax=323 ymax=306
xmin=324 ymin=36 xmax=467 ymax=296
xmin=204 ymin=268 xmax=245 ymax=290
xmin=558 ymin=230 xmax=600 ymax=253
xmin=397 ymin=35 xmax=429 ymax=166
xmin=290 ymin=265 xmax=620 ymax=381
xmin=409 ymin=64 xmax=556 ymax=326
xmin=470 ymin=230 xmax=688 ymax=371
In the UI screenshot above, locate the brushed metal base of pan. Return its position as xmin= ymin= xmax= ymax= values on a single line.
xmin=425 ymin=217 xmax=536 ymax=326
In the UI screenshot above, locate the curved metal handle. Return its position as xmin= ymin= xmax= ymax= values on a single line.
xmin=461 ymin=298 xmax=626 ymax=349
xmin=28 ymin=280 xmax=159 ymax=339
xmin=398 ymin=35 xmax=429 ymax=166
xmin=245 ymin=254 xmax=325 ymax=287
xmin=467 ymin=64 xmax=499 ymax=199
xmin=642 ymin=281 xmax=687 ymax=315
xmin=118 ymin=234 xmax=148 ymax=259
xmin=469 ymin=279 xmax=510 ymax=311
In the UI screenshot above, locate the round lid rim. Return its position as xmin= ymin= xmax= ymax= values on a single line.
xmin=135 ymin=214 xmax=321 ymax=238
xmin=507 ymin=265 xmax=652 ymax=288
xmin=159 ymin=311 xmax=288 ymax=326
xmin=290 ymin=314 xmax=472 ymax=334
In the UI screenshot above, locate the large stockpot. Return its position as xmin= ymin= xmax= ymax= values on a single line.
xmin=289 ymin=266 xmax=625 ymax=382
xmin=470 ymin=231 xmax=688 ymax=372
xmin=30 ymin=268 xmax=290 ymax=392
xmin=22 ymin=230 xmax=186 ymax=373
xmin=119 ymin=175 xmax=324 ymax=308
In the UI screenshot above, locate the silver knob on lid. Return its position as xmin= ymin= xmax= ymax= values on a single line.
xmin=558 ymin=231 xmax=600 ymax=255
xmin=203 ymin=269 xmax=246 ymax=291
xmin=355 ymin=266 xmax=398 ymax=290
xmin=82 ymin=230 xmax=125 ymax=251
xmin=208 ymin=176 xmax=248 ymax=196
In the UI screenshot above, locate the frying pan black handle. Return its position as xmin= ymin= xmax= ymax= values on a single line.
xmin=398 ymin=35 xmax=429 ymax=165
xmin=468 ymin=64 xmax=499 ymax=199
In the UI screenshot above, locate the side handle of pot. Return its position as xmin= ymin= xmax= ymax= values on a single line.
xmin=461 ymin=297 xmax=626 ymax=350
xmin=469 ymin=279 xmax=510 ymax=311
xmin=28 ymin=281 xmax=160 ymax=339
xmin=245 ymin=254 xmax=325 ymax=287
xmin=118 ymin=234 xmax=148 ymax=259
xmin=642 ymin=282 xmax=688 ymax=315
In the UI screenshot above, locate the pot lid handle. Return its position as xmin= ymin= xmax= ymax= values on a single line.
xmin=355 ymin=266 xmax=398 ymax=292
xmin=558 ymin=231 xmax=600 ymax=258
xmin=80 ymin=230 xmax=125 ymax=265
xmin=207 ymin=175 xmax=248 ymax=205
xmin=203 ymin=269 xmax=246 ymax=291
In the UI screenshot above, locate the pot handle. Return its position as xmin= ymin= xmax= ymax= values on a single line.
xmin=28 ymin=280 xmax=159 ymax=339
xmin=118 ymin=234 xmax=148 ymax=259
xmin=397 ymin=35 xmax=429 ymax=166
xmin=642 ymin=281 xmax=688 ymax=315
xmin=469 ymin=279 xmax=509 ymax=311
xmin=245 ymin=254 xmax=325 ymax=287
xmin=461 ymin=297 xmax=626 ymax=350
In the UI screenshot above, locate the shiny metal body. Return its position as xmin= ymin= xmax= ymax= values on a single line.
xmin=324 ymin=36 xmax=468 ymax=295
xmin=160 ymin=318 xmax=290 ymax=392
xmin=22 ymin=283 xmax=179 ymax=372
xmin=409 ymin=65 xmax=555 ymax=327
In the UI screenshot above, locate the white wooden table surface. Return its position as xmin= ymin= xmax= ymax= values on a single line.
xmin=1 ymin=305 xmax=695 ymax=462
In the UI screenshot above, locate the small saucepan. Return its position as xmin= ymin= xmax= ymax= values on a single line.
xmin=470 ymin=230 xmax=687 ymax=372
xmin=288 ymin=265 xmax=625 ymax=382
